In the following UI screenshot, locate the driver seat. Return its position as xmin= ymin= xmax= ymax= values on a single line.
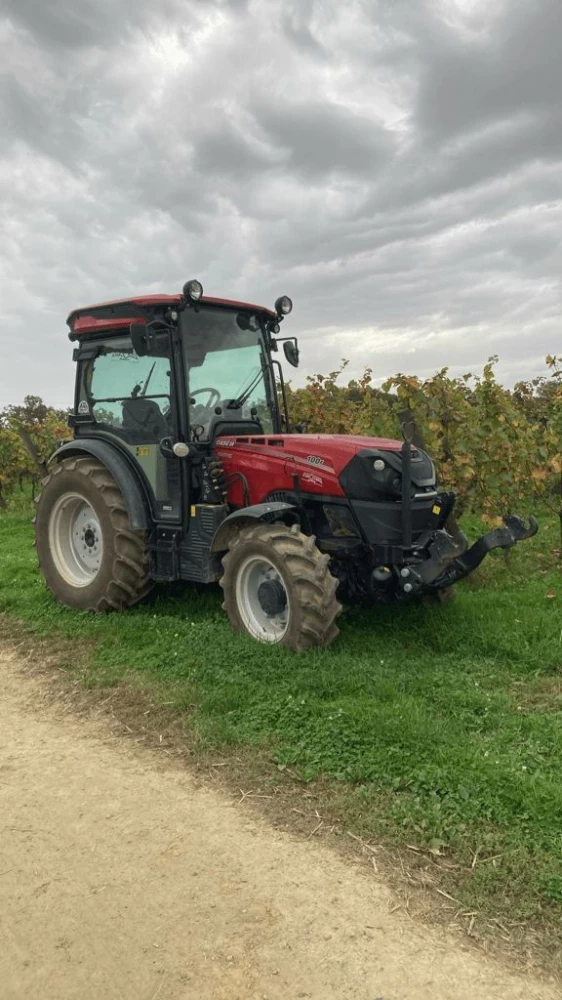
xmin=122 ymin=398 xmax=169 ymax=443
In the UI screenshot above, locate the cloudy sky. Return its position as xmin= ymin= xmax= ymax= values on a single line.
xmin=1 ymin=0 xmax=561 ymax=408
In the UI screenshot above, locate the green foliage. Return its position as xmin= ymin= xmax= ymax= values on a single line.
xmin=3 ymin=355 xmax=561 ymax=532
xmin=287 ymin=362 xmax=398 ymax=439
xmin=0 ymin=396 xmax=69 ymax=506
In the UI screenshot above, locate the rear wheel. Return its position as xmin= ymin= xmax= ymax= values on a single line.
xmin=34 ymin=456 xmax=151 ymax=611
xmin=220 ymin=523 xmax=341 ymax=650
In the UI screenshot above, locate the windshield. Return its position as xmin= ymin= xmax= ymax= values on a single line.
xmin=183 ymin=307 xmax=276 ymax=439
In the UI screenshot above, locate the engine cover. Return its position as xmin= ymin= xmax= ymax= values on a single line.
xmin=213 ymin=432 xmax=435 ymax=507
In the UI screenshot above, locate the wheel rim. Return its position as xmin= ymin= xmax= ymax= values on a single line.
xmin=235 ymin=554 xmax=290 ymax=643
xmin=48 ymin=492 xmax=104 ymax=588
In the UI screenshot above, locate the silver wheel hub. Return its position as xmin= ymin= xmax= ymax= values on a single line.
xmin=235 ymin=555 xmax=290 ymax=643
xmin=48 ymin=493 xmax=104 ymax=588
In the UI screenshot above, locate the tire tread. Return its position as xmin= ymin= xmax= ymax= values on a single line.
xmin=220 ymin=523 xmax=341 ymax=650
xmin=35 ymin=457 xmax=151 ymax=612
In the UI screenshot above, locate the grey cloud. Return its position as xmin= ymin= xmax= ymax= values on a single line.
xmin=252 ymin=99 xmax=393 ymax=178
xmin=0 ymin=0 xmax=560 ymax=409
xmin=415 ymin=0 xmax=562 ymax=140
xmin=388 ymin=112 xmax=562 ymax=212
xmin=0 ymin=72 xmax=84 ymax=161
xmin=193 ymin=121 xmax=276 ymax=178
xmin=2 ymin=0 xmax=185 ymax=49
xmin=280 ymin=1 xmax=327 ymax=59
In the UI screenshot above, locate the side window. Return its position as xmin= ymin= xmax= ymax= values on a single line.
xmin=80 ymin=335 xmax=171 ymax=444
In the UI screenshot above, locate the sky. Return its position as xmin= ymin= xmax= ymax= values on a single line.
xmin=1 ymin=0 xmax=561 ymax=409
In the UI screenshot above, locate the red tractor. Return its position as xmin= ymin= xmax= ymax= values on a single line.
xmin=34 ymin=280 xmax=537 ymax=649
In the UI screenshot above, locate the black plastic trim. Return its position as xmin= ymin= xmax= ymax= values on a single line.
xmin=50 ymin=440 xmax=152 ymax=530
xmin=339 ymin=447 xmax=436 ymax=502
xmin=210 ymin=501 xmax=297 ymax=552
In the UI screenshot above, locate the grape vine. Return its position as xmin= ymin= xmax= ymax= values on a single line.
xmin=2 ymin=358 xmax=561 ymax=551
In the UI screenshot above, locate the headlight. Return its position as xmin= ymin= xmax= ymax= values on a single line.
xmin=275 ymin=295 xmax=293 ymax=316
xmin=183 ymin=279 xmax=203 ymax=301
xmin=373 ymin=459 xmax=385 ymax=472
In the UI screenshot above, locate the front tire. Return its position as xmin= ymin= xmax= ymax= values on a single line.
xmin=220 ymin=523 xmax=341 ymax=650
xmin=34 ymin=456 xmax=151 ymax=611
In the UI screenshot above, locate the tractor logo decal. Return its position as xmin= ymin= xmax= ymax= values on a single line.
xmin=306 ymin=455 xmax=325 ymax=466
xmin=302 ymin=472 xmax=323 ymax=487
xmin=77 ymin=400 xmax=90 ymax=414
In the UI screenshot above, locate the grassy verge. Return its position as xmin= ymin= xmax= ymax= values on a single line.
xmin=1 ymin=490 xmax=561 ymax=966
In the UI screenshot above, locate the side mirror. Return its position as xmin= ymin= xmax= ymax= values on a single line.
xmin=130 ymin=322 xmax=149 ymax=357
xmin=283 ymin=339 xmax=300 ymax=368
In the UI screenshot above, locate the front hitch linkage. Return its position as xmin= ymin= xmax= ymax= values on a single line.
xmin=428 ymin=515 xmax=539 ymax=592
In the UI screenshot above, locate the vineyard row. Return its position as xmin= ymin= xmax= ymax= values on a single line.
xmin=2 ymin=357 xmax=561 ymax=538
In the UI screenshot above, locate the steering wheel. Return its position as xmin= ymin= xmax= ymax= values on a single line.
xmin=190 ymin=387 xmax=221 ymax=410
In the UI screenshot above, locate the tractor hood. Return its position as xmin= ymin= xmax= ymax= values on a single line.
xmin=215 ymin=432 xmax=404 ymax=475
xmin=213 ymin=432 xmax=435 ymax=505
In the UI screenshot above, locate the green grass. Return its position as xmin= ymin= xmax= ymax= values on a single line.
xmin=1 ymin=488 xmax=561 ymax=953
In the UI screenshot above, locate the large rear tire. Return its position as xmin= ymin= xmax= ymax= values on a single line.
xmin=34 ymin=456 xmax=151 ymax=611
xmin=220 ymin=523 xmax=341 ymax=650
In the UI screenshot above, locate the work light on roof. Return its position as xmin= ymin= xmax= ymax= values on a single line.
xmin=183 ymin=279 xmax=203 ymax=301
xmin=275 ymin=295 xmax=293 ymax=316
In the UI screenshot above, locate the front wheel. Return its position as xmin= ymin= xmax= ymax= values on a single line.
xmin=220 ymin=523 xmax=341 ymax=650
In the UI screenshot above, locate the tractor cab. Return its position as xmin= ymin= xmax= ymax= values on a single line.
xmin=68 ymin=281 xmax=296 ymax=447
xmin=65 ymin=282 xmax=296 ymax=523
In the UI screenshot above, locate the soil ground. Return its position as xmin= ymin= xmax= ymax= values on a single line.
xmin=0 ymin=643 xmax=558 ymax=1000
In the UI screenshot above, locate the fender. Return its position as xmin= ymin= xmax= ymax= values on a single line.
xmin=211 ymin=502 xmax=298 ymax=553
xmin=50 ymin=440 xmax=152 ymax=530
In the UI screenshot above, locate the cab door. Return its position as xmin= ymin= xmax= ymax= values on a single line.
xmin=75 ymin=330 xmax=183 ymax=523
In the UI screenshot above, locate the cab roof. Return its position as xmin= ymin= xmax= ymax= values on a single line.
xmin=67 ymin=294 xmax=277 ymax=337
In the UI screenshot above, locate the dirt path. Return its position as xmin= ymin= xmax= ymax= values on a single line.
xmin=0 ymin=645 xmax=557 ymax=1000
